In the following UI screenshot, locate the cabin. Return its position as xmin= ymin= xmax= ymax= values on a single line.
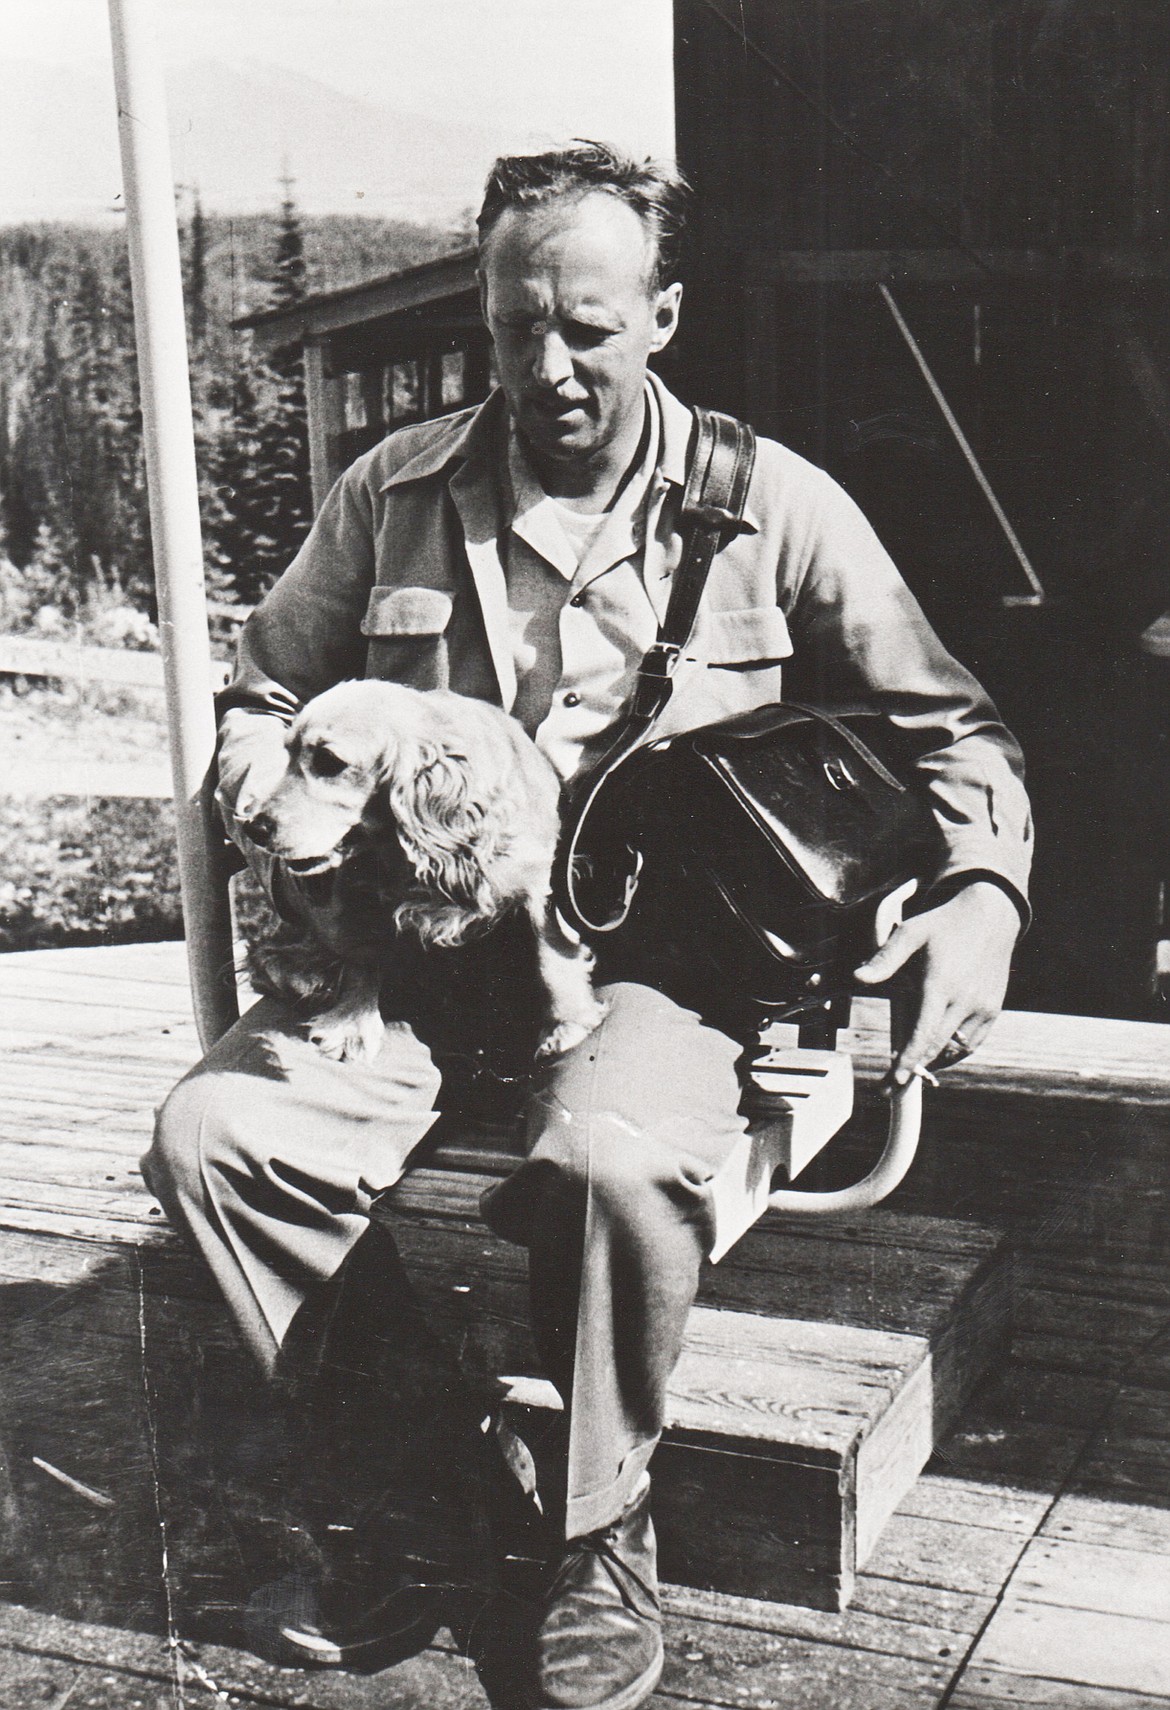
xmin=3 ymin=3 xmax=1170 ymax=1705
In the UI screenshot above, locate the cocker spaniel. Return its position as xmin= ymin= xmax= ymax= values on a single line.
xmin=237 ymin=679 xmax=604 ymax=1064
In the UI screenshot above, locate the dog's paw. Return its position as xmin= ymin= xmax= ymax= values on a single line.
xmin=307 ymin=1007 xmax=385 ymax=1064
xmin=535 ymin=999 xmax=608 ymax=1061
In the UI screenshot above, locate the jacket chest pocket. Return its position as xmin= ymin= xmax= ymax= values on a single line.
xmin=362 ymin=586 xmax=453 ymax=689
xmin=663 ymin=606 xmax=793 ymax=734
xmin=690 ymin=605 xmax=793 ymax=669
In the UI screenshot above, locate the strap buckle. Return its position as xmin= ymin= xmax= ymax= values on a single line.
xmin=630 ymin=641 xmax=680 ymax=722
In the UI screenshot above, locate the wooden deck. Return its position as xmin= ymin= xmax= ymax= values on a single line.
xmin=2 ymin=941 xmax=1170 ymax=1707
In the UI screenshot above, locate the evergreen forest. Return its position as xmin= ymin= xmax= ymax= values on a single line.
xmin=0 ymin=194 xmax=468 ymax=644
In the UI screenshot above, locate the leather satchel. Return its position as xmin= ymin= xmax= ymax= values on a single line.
xmin=556 ymin=408 xmax=942 ymax=1022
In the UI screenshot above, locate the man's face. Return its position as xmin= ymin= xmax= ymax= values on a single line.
xmin=479 ymin=191 xmax=682 ymax=475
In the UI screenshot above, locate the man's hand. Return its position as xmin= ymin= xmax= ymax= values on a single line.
xmin=853 ymin=880 xmax=1021 ymax=1086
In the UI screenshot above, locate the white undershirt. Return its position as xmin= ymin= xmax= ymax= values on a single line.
xmin=546 ymin=498 xmax=611 ymax=566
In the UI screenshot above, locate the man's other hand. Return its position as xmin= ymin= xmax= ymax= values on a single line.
xmin=853 ymin=880 xmax=1021 ymax=1086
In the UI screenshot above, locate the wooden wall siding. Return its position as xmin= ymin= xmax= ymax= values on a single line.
xmin=675 ymin=0 xmax=1170 ymax=261
xmin=672 ymin=0 xmax=1170 ymax=1021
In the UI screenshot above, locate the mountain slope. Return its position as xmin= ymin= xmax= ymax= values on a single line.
xmin=0 ymin=56 xmax=516 ymax=223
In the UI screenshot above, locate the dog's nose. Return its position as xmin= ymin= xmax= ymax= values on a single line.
xmin=242 ymin=810 xmax=275 ymax=850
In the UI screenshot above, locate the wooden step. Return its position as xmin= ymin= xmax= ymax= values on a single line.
xmin=0 ymin=940 xmax=1012 ymax=1614
xmin=379 ymin=1167 xmax=1011 ymax=1611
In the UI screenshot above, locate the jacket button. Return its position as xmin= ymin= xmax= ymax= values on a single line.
xmin=563 ymin=691 xmax=582 ymax=707
xmin=569 ymin=593 xmax=585 ymax=607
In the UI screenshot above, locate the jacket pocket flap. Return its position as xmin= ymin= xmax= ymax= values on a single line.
xmin=695 ymin=606 xmax=793 ymax=665
xmin=361 ymin=586 xmax=453 ymax=638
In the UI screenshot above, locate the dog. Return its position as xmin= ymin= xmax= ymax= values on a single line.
xmin=237 ymin=679 xmax=605 ymax=1064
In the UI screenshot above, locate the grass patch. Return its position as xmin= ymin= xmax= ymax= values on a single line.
xmin=0 ymin=795 xmax=184 ymax=951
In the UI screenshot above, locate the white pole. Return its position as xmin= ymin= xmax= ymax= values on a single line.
xmin=107 ymin=0 xmax=239 ymax=1048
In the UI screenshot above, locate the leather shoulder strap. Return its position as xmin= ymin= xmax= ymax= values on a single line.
xmin=557 ymin=406 xmax=756 ymax=934
xmin=628 ymin=406 xmax=757 ymax=725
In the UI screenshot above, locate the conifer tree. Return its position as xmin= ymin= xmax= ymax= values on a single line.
xmin=186 ymin=189 xmax=209 ymax=347
xmin=204 ymin=363 xmax=271 ymax=606
xmin=244 ymin=174 xmax=312 ymax=597
xmin=269 ymin=171 xmax=307 ymax=311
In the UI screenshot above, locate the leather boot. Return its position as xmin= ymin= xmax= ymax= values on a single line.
xmin=529 ymin=1479 xmax=663 ymax=1710
xmin=263 ymin=1222 xmax=550 ymax=1669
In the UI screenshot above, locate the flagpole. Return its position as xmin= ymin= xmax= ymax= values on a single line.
xmin=107 ymin=0 xmax=239 ymax=1048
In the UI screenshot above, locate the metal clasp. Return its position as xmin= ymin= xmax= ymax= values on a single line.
xmin=822 ymin=755 xmax=859 ymax=792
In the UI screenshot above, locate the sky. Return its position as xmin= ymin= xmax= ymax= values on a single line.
xmin=0 ymin=0 xmax=676 ymax=223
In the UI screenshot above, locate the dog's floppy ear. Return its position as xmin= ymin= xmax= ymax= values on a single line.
xmin=382 ymin=739 xmax=503 ymax=936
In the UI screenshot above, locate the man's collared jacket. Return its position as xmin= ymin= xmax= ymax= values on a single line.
xmin=217 ymin=375 xmax=1032 ymax=915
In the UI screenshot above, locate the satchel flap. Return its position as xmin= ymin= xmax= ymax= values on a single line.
xmin=361 ymin=585 xmax=453 ymax=638
xmin=692 ymin=709 xmax=937 ymax=907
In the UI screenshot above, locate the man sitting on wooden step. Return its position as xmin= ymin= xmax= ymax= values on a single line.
xmin=145 ymin=140 xmax=1031 ymax=1710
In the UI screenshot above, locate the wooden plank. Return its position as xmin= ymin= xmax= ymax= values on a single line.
xmin=390 ymin=1213 xmax=980 ymax=1450
xmin=305 ymin=337 xmax=347 ymax=512
xmin=0 ymin=1012 xmax=193 ymax=1052
xmin=0 ymin=979 xmax=192 ymax=1019
xmin=0 ymin=1603 xmax=487 ymax=1710
xmin=655 ymin=1607 xmax=952 ymax=1709
xmin=0 ymin=1088 xmax=160 ymax=1126
xmin=863 ymin=1513 xmax=1027 ymax=1597
xmin=662 ymin=1581 xmax=981 ymax=1660
xmin=393 ymin=1177 xmax=1007 ymax=1341
xmin=0 ymin=1230 xmax=124 ymax=1287
xmin=0 ymin=1121 xmax=151 ymax=1154
xmin=973 ymin=1601 xmax=1170 ymax=1696
xmin=839 ymin=999 xmax=1170 ymax=1102
xmin=649 ymin=1431 xmax=853 ymax=1609
xmin=0 ymin=1138 xmax=151 ymax=1178
xmin=895 ymin=1477 xmax=1051 ymax=1538
xmin=2 ymin=758 xmax=175 ymax=797
xmin=951 ymin=1671 xmax=1170 ymax=1709
xmin=399 ymin=1211 xmax=933 ymax=1454
xmin=669 ymin=1307 xmax=923 ymax=1454
xmin=0 ymin=1201 xmax=174 ymax=1247
xmin=851 ymin=1576 xmax=994 ymax=1635
xmin=0 ymin=941 xmax=191 ymax=984
xmin=1009 ymin=1537 xmax=1170 ymax=1623
xmin=0 ymin=1043 xmax=187 ymax=1077
xmin=854 ymin=1357 xmax=935 ymax=1565
xmin=0 ymin=633 xmax=228 ymax=691
xmin=0 ymin=1179 xmax=161 ymax=1223
xmin=744 ymin=246 xmax=1166 ymax=287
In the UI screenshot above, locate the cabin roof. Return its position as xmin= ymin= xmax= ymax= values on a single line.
xmin=234 ymin=246 xmax=479 ymax=352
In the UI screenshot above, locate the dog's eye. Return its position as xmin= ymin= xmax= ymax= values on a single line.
xmin=309 ymin=747 xmax=349 ymax=779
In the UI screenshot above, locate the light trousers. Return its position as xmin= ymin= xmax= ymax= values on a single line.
xmin=144 ymin=979 xmax=753 ymax=1539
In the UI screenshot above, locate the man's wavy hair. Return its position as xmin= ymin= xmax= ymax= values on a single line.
xmin=476 ymin=141 xmax=690 ymax=293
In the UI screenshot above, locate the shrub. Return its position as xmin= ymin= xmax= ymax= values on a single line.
xmin=0 ymin=795 xmax=183 ymax=951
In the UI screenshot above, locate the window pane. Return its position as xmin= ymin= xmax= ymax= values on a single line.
xmin=387 ymin=358 xmax=420 ymax=421
xmin=342 ymin=371 xmax=366 ymax=430
xmin=441 ymin=350 xmax=466 ymax=407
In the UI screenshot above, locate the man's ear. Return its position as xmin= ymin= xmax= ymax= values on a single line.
xmin=477 ymin=268 xmax=491 ymax=329
xmin=649 ymin=282 xmax=683 ymax=354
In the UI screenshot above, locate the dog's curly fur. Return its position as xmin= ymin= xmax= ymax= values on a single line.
xmin=237 ymin=680 xmax=605 ymax=1064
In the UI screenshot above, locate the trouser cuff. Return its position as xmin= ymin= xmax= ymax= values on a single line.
xmin=564 ymin=1435 xmax=658 ymax=1540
